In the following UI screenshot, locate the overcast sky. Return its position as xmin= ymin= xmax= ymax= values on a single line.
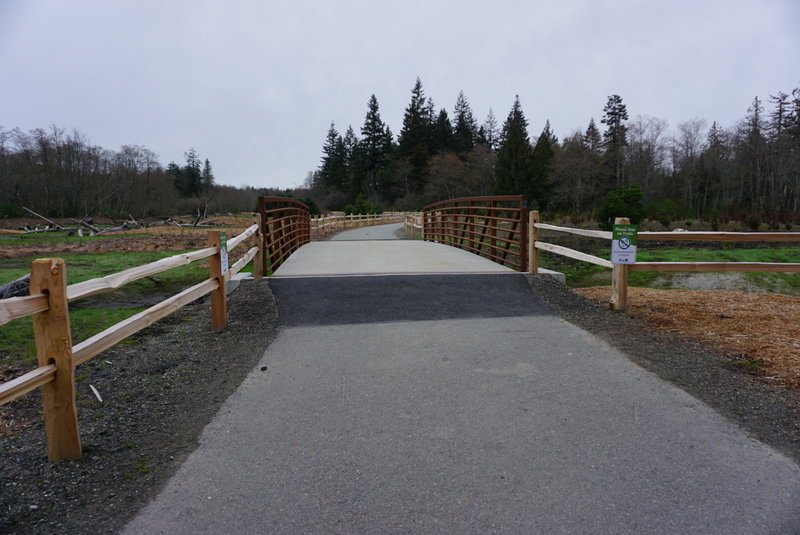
xmin=1 ymin=0 xmax=798 ymax=190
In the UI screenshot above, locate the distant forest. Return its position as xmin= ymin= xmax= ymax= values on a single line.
xmin=2 ymin=78 xmax=799 ymax=224
xmin=0 ymin=129 xmax=290 ymax=219
xmin=307 ymin=78 xmax=800 ymax=225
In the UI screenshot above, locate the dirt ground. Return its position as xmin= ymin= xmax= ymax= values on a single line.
xmin=0 ymin=216 xmax=251 ymax=258
xmin=576 ymin=286 xmax=800 ymax=389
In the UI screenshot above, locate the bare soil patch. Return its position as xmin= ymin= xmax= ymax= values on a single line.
xmin=576 ymin=287 xmax=800 ymax=389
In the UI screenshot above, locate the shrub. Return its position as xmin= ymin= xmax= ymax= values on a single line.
xmin=597 ymin=184 xmax=644 ymax=230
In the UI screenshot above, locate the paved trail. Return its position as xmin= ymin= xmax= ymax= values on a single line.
xmin=123 ymin=227 xmax=800 ymax=534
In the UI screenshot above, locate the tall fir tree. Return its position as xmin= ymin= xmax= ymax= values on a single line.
xmin=357 ymin=94 xmax=393 ymax=197
xmin=583 ymin=118 xmax=602 ymax=153
xmin=431 ymin=108 xmax=454 ymax=154
xmin=601 ymin=95 xmax=629 ymax=188
xmin=478 ymin=109 xmax=500 ymax=150
xmin=398 ymin=78 xmax=434 ymax=194
xmin=319 ymin=122 xmax=348 ymax=192
xmin=529 ymin=120 xmax=557 ymax=208
xmin=494 ymin=96 xmax=534 ymax=197
xmin=452 ymin=90 xmax=478 ymax=154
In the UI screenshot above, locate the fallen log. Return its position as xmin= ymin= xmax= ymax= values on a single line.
xmin=22 ymin=207 xmax=63 ymax=230
xmin=0 ymin=274 xmax=30 ymax=299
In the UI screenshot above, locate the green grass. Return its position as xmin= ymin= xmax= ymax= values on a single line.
xmin=0 ymin=232 xmax=153 ymax=246
xmin=0 ymin=251 xmax=207 ymax=289
xmin=1 ymin=308 xmax=147 ymax=365
xmin=0 ymin=250 xmax=209 ymax=367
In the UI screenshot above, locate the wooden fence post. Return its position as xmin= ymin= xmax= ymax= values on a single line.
xmin=611 ymin=217 xmax=630 ymax=311
xmin=252 ymin=213 xmax=264 ymax=280
xmin=207 ymin=231 xmax=228 ymax=330
xmin=529 ymin=210 xmax=540 ymax=275
xmin=30 ymin=258 xmax=82 ymax=461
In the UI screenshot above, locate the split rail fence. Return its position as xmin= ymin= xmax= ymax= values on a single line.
xmin=0 ymin=216 xmax=264 ymax=460
xmin=528 ymin=212 xmax=800 ymax=310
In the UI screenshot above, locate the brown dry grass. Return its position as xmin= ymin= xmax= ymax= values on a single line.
xmin=576 ymin=287 xmax=800 ymax=389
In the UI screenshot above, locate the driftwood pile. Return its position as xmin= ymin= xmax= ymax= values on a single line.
xmin=14 ymin=207 xmax=224 ymax=236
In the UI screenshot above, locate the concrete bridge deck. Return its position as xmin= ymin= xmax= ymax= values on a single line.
xmin=272 ymin=223 xmax=515 ymax=277
xmin=123 ymin=224 xmax=800 ymax=534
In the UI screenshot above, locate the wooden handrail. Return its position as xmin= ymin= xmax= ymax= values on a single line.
xmin=226 ymin=223 xmax=258 ymax=251
xmin=0 ymin=293 xmax=49 ymax=327
xmin=534 ymin=223 xmax=612 ymax=240
xmin=638 ymin=231 xmax=800 ymax=242
xmin=0 ymin=216 xmax=266 ymax=459
xmin=0 ymin=364 xmax=56 ymax=405
xmin=73 ymin=278 xmax=219 ymax=366
xmin=528 ymin=210 xmax=800 ymax=311
xmin=67 ymin=247 xmax=217 ymax=302
xmin=628 ymin=262 xmax=800 ymax=273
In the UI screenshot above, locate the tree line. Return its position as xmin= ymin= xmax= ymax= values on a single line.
xmin=0 ymin=126 xmax=283 ymax=218
xmin=309 ymin=78 xmax=800 ymax=224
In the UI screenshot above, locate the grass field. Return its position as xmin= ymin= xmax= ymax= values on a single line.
xmin=0 ymin=251 xmax=208 ymax=365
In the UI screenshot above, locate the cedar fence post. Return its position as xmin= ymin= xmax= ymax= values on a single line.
xmin=610 ymin=217 xmax=630 ymax=311
xmin=30 ymin=258 xmax=82 ymax=461
xmin=529 ymin=210 xmax=540 ymax=275
xmin=207 ymin=230 xmax=228 ymax=330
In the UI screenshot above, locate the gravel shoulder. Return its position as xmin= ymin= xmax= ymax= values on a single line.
xmin=0 ymin=280 xmax=277 ymax=534
xmin=1 ymin=275 xmax=798 ymax=534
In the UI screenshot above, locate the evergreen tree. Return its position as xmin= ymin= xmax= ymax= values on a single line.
xmin=172 ymin=148 xmax=204 ymax=197
xmin=318 ymin=122 xmax=348 ymax=192
xmin=478 ymin=109 xmax=500 ymax=150
xmin=529 ymin=120 xmax=557 ymax=208
xmin=601 ymin=95 xmax=629 ymax=188
xmin=452 ymin=91 xmax=478 ymax=153
xmin=494 ymin=96 xmax=534 ymax=197
xmin=201 ymin=158 xmax=215 ymax=191
xmin=431 ymin=108 xmax=454 ymax=154
xmin=583 ymin=118 xmax=602 ymax=153
xmin=357 ymin=94 xmax=393 ymax=196
xmin=398 ymin=78 xmax=433 ymax=194
xmin=341 ymin=125 xmax=361 ymax=199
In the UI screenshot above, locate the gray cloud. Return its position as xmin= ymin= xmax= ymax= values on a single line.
xmin=1 ymin=0 xmax=798 ymax=189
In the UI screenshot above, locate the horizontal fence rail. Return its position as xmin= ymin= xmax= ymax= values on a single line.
xmin=0 ymin=217 xmax=264 ymax=460
xmin=422 ymin=195 xmax=528 ymax=271
xmin=529 ymin=211 xmax=800 ymax=310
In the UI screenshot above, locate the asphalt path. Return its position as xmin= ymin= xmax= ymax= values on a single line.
xmin=124 ymin=274 xmax=800 ymax=534
xmin=330 ymin=222 xmax=409 ymax=240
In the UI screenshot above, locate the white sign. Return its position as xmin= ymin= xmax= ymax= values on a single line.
xmin=611 ymin=224 xmax=638 ymax=264
xmin=220 ymin=232 xmax=229 ymax=275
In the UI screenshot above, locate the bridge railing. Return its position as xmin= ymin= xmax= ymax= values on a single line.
xmin=0 ymin=218 xmax=264 ymax=460
xmin=422 ymin=196 xmax=528 ymax=271
xmin=257 ymin=197 xmax=311 ymax=274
